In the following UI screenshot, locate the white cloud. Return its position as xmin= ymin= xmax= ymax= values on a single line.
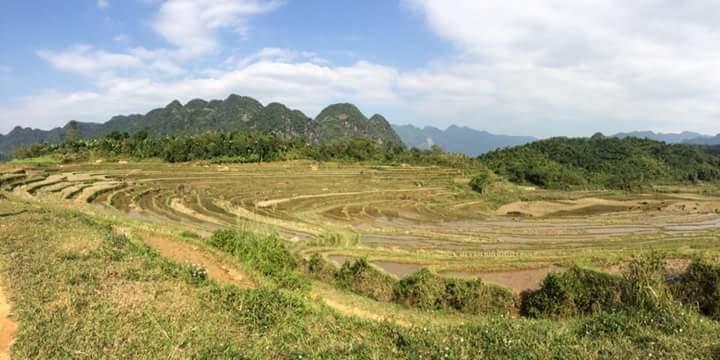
xmin=402 ymin=0 xmax=720 ymax=134
xmin=36 ymin=45 xmax=185 ymax=77
xmin=97 ymin=0 xmax=110 ymax=9
xmin=0 ymin=54 xmax=400 ymax=133
xmin=37 ymin=45 xmax=144 ymax=75
xmin=153 ymin=0 xmax=282 ymax=57
xmin=14 ymin=0 xmax=720 ymax=137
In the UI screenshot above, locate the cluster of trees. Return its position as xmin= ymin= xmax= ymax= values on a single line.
xmin=479 ymin=136 xmax=720 ymax=190
xmin=13 ymin=130 xmax=480 ymax=169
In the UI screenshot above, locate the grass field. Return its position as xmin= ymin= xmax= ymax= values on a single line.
xmin=1 ymin=160 xmax=720 ymax=358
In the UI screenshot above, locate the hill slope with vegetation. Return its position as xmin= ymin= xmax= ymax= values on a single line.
xmin=0 ymin=95 xmax=404 ymax=158
xmin=479 ymin=136 xmax=720 ymax=190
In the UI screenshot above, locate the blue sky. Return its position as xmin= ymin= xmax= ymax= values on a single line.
xmin=2 ymin=0 xmax=720 ymax=137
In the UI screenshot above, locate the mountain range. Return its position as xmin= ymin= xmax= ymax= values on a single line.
xmin=4 ymin=95 xmax=720 ymax=160
xmin=683 ymin=134 xmax=720 ymax=146
xmin=0 ymin=95 xmax=403 ymax=159
xmin=392 ymin=124 xmax=536 ymax=156
xmin=612 ymin=131 xmax=714 ymax=144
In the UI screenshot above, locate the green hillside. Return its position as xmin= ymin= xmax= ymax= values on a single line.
xmin=479 ymin=136 xmax=720 ymax=190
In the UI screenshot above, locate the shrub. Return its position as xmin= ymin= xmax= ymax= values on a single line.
xmin=469 ymin=168 xmax=497 ymax=193
xmin=521 ymin=266 xmax=624 ymax=318
xmin=442 ymin=278 xmax=516 ymax=315
xmin=392 ymin=269 xmax=445 ymax=309
xmin=335 ymin=258 xmax=395 ymax=302
xmin=304 ymin=253 xmax=337 ymax=282
xmin=671 ymin=260 xmax=720 ymax=320
xmin=208 ymin=230 xmax=308 ymax=290
xmin=393 ymin=269 xmax=516 ymax=315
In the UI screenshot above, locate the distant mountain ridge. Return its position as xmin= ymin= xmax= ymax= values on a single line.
xmin=684 ymin=134 xmax=720 ymax=146
xmin=392 ymin=124 xmax=536 ymax=156
xmin=0 ymin=95 xmax=403 ymax=158
xmin=612 ymin=131 xmax=712 ymax=144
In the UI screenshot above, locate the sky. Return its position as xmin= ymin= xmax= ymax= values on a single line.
xmin=1 ymin=0 xmax=720 ymax=137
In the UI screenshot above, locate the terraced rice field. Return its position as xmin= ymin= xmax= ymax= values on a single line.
xmin=3 ymin=160 xmax=720 ymax=292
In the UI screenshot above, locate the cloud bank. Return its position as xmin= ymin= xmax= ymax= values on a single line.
xmin=3 ymin=0 xmax=720 ymax=136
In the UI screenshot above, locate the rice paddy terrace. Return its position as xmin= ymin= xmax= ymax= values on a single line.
xmin=3 ymin=160 xmax=720 ymax=292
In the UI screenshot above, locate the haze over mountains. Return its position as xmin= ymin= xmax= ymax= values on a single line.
xmin=612 ymin=131 xmax=714 ymax=144
xmin=393 ymin=125 xmax=536 ymax=157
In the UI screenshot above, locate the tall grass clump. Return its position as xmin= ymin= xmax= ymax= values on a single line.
xmin=335 ymin=258 xmax=395 ymax=302
xmin=671 ymin=259 xmax=720 ymax=320
xmin=208 ymin=230 xmax=308 ymax=290
xmin=393 ymin=269 xmax=516 ymax=315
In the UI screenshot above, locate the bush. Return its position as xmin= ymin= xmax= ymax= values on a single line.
xmin=208 ymin=230 xmax=308 ymax=290
xmin=469 ymin=168 xmax=496 ymax=193
xmin=521 ymin=266 xmax=624 ymax=318
xmin=393 ymin=269 xmax=516 ymax=315
xmin=304 ymin=253 xmax=337 ymax=282
xmin=392 ymin=269 xmax=445 ymax=309
xmin=671 ymin=260 xmax=720 ymax=320
xmin=335 ymin=258 xmax=395 ymax=302
xmin=442 ymin=278 xmax=516 ymax=315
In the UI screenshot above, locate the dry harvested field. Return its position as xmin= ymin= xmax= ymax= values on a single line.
xmin=4 ymin=160 xmax=720 ymax=293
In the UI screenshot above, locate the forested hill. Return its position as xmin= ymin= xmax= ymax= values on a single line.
xmin=0 ymin=95 xmax=403 ymax=158
xmin=479 ymin=136 xmax=720 ymax=190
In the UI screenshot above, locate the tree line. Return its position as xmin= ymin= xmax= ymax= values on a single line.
xmin=13 ymin=130 xmax=479 ymax=170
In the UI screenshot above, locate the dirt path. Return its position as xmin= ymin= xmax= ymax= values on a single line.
xmin=136 ymin=231 xmax=255 ymax=289
xmin=0 ymin=282 xmax=16 ymax=360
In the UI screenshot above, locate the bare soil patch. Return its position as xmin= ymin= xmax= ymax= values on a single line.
xmin=0 ymin=283 xmax=16 ymax=360
xmin=137 ymin=231 xmax=254 ymax=289
xmin=441 ymin=265 xmax=566 ymax=293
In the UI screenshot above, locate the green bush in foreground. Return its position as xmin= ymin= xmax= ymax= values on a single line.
xmin=304 ymin=253 xmax=337 ymax=282
xmin=522 ymin=256 xmax=683 ymax=319
xmin=393 ymin=269 xmax=516 ymax=315
xmin=672 ymin=260 xmax=720 ymax=320
xmin=392 ymin=269 xmax=445 ymax=309
xmin=521 ymin=266 xmax=624 ymax=318
xmin=208 ymin=229 xmax=308 ymax=290
xmin=335 ymin=258 xmax=396 ymax=302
